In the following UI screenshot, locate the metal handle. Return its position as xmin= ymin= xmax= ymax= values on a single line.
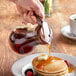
xmin=34 ymin=13 xmax=43 ymax=26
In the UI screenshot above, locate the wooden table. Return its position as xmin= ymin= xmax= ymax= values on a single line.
xmin=0 ymin=0 xmax=76 ymax=76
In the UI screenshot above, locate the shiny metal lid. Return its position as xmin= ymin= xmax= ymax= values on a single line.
xmin=42 ymin=21 xmax=52 ymax=44
xmin=35 ymin=13 xmax=52 ymax=44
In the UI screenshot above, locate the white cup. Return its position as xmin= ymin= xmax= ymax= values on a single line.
xmin=70 ymin=14 xmax=76 ymax=36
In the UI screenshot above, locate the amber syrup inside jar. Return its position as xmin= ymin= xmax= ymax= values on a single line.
xmin=9 ymin=25 xmax=49 ymax=54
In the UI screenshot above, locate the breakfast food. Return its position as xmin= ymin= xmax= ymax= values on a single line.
xmin=32 ymin=54 xmax=73 ymax=76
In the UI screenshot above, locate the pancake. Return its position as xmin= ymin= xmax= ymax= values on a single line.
xmin=32 ymin=55 xmax=68 ymax=76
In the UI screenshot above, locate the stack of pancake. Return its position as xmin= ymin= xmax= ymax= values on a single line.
xmin=32 ymin=55 xmax=68 ymax=76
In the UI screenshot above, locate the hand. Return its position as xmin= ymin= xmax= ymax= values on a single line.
xmin=13 ymin=0 xmax=45 ymax=24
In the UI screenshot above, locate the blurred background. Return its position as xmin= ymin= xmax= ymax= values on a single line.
xmin=0 ymin=0 xmax=76 ymax=76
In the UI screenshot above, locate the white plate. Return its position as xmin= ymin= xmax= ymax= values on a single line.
xmin=11 ymin=53 xmax=76 ymax=76
xmin=61 ymin=25 xmax=76 ymax=40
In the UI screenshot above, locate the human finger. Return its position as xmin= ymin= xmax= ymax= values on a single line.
xmin=32 ymin=0 xmax=44 ymax=19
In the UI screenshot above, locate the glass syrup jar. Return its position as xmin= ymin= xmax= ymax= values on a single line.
xmin=9 ymin=22 xmax=52 ymax=54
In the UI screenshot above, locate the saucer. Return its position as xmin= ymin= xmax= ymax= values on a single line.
xmin=61 ymin=25 xmax=76 ymax=40
xmin=11 ymin=53 xmax=76 ymax=76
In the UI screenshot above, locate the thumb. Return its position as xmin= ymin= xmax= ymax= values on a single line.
xmin=32 ymin=0 xmax=45 ymax=19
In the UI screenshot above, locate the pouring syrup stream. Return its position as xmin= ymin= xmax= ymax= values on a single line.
xmin=48 ymin=44 xmax=51 ymax=56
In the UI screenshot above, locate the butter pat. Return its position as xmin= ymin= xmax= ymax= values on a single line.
xmin=38 ymin=54 xmax=48 ymax=61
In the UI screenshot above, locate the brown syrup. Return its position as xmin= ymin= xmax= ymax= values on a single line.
xmin=68 ymin=67 xmax=74 ymax=73
xmin=9 ymin=28 xmax=47 ymax=54
xmin=48 ymin=44 xmax=51 ymax=56
xmin=36 ymin=56 xmax=62 ymax=69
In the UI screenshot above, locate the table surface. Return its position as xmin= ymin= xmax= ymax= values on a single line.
xmin=0 ymin=0 xmax=76 ymax=76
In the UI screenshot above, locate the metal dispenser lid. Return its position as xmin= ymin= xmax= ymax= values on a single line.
xmin=42 ymin=21 xmax=52 ymax=44
xmin=35 ymin=13 xmax=52 ymax=44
